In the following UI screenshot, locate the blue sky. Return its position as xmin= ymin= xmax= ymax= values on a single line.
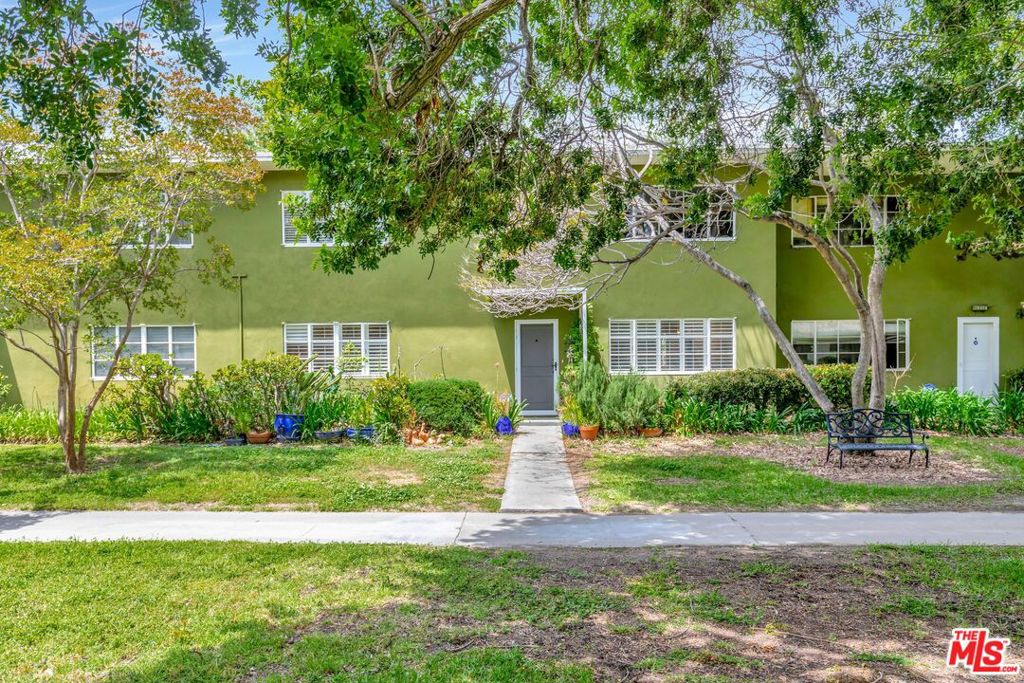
xmin=47 ymin=0 xmax=279 ymax=81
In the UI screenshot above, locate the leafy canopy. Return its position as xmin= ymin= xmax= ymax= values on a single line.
xmin=262 ymin=0 xmax=1024 ymax=271
xmin=0 ymin=0 xmax=261 ymax=161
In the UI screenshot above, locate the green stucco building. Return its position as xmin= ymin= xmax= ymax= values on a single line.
xmin=2 ymin=160 xmax=1022 ymax=413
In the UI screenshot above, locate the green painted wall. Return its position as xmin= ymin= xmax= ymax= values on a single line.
xmin=590 ymin=209 xmax=779 ymax=375
xmin=2 ymin=168 xmax=1021 ymax=406
xmin=0 ymin=171 xmax=578 ymax=406
xmin=775 ymin=209 xmax=1024 ymax=389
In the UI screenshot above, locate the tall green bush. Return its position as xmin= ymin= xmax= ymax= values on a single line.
xmin=104 ymin=354 xmax=180 ymax=441
xmin=369 ymin=374 xmax=414 ymax=442
xmin=600 ymin=374 xmax=661 ymax=433
xmin=570 ymin=361 xmax=608 ymax=425
xmin=407 ymin=378 xmax=485 ymax=435
xmin=211 ymin=353 xmax=309 ymax=432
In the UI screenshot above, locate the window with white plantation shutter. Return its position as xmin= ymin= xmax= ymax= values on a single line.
xmin=609 ymin=320 xmax=633 ymax=373
xmin=608 ymin=319 xmax=735 ymax=374
xmin=282 ymin=191 xmax=333 ymax=246
xmin=709 ymin=319 xmax=735 ymax=370
xmin=282 ymin=322 xmax=390 ymax=377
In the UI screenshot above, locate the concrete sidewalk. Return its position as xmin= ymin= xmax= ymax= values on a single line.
xmin=500 ymin=421 xmax=582 ymax=512
xmin=3 ymin=510 xmax=1024 ymax=547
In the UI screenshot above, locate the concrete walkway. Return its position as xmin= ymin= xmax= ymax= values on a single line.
xmin=499 ymin=420 xmax=582 ymax=512
xmin=3 ymin=510 xmax=1024 ymax=547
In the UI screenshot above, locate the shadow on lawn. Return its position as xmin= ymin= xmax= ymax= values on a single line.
xmin=96 ymin=546 xmax=966 ymax=683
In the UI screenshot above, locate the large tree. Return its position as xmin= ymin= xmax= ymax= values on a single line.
xmin=0 ymin=71 xmax=262 ymax=473
xmin=262 ymin=0 xmax=1024 ymax=411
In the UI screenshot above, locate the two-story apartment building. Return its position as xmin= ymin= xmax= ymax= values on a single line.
xmin=2 ymin=160 xmax=1022 ymax=413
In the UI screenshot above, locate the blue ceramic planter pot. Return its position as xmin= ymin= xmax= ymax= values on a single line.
xmin=274 ymin=413 xmax=304 ymax=439
xmin=495 ymin=416 xmax=514 ymax=436
xmin=315 ymin=430 xmax=345 ymax=441
xmin=346 ymin=426 xmax=376 ymax=440
xmin=562 ymin=422 xmax=580 ymax=438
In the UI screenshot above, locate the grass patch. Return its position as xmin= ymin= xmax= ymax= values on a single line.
xmin=850 ymin=651 xmax=915 ymax=666
xmin=0 ymin=441 xmax=507 ymax=511
xmin=581 ymin=435 xmax=1024 ymax=511
xmin=1 ymin=544 xmax=1023 ymax=681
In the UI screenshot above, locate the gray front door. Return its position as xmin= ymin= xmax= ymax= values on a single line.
xmin=519 ymin=322 xmax=556 ymax=413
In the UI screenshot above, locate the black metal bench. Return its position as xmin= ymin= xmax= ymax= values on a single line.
xmin=825 ymin=409 xmax=929 ymax=468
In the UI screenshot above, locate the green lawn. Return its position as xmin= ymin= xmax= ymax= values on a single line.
xmin=579 ymin=435 xmax=1024 ymax=511
xmin=0 ymin=442 xmax=507 ymax=511
xmin=1 ymin=542 xmax=1022 ymax=682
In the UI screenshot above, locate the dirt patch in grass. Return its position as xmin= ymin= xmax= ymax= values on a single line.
xmin=571 ymin=434 xmax=1002 ymax=487
xmin=249 ymin=546 xmax=1009 ymax=682
xmin=366 ymin=466 xmax=425 ymax=486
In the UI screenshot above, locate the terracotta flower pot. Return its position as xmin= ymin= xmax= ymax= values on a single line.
xmin=245 ymin=430 xmax=273 ymax=445
xmin=579 ymin=424 xmax=599 ymax=441
xmin=640 ymin=427 xmax=664 ymax=438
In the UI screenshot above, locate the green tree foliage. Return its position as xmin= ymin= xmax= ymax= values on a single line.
xmin=0 ymin=0 xmax=260 ymax=161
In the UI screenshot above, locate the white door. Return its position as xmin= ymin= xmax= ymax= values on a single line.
xmin=958 ymin=317 xmax=999 ymax=397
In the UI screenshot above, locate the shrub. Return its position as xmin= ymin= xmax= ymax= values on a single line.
xmin=668 ymin=368 xmax=804 ymax=410
xmin=104 ymin=354 xmax=181 ymax=441
xmin=997 ymin=391 xmax=1024 ymax=434
xmin=369 ymin=374 xmax=414 ymax=442
xmin=887 ymin=388 xmax=1001 ymax=436
xmin=600 ymin=374 xmax=661 ymax=433
xmin=1006 ymin=368 xmax=1024 ymax=393
xmin=809 ymin=364 xmax=870 ymax=410
xmin=211 ymin=353 xmax=309 ymax=432
xmin=407 ymin=378 xmax=486 ymax=435
xmin=667 ymin=364 xmax=869 ymax=412
xmin=169 ymin=373 xmax=227 ymax=442
xmin=570 ymin=361 xmax=608 ymax=425
xmin=664 ymin=397 xmax=825 ymax=436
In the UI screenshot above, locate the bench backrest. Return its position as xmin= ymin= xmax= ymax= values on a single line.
xmin=826 ymin=409 xmax=913 ymax=439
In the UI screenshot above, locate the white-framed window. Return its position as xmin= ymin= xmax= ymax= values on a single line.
xmin=609 ymin=318 xmax=735 ymax=374
xmin=283 ymin=322 xmax=390 ymax=377
xmin=791 ymin=319 xmax=910 ymax=370
xmin=91 ymin=325 xmax=196 ymax=379
xmin=625 ymin=187 xmax=735 ymax=241
xmin=792 ymin=196 xmax=902 ymax=247
xmin=282 ymin=190 xmax=333 ymax=247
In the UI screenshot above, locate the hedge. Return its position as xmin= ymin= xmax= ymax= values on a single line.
xmin=666 ymin=364 xmax=870 ymax=411
xmin=407 ymin=379 xmax=486 ymax=436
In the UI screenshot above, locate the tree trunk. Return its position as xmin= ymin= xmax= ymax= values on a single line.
xmin=850 ymin=309 xmax=874 ymax=409
xmin=56 ymin=372 xmax=84 ymax=473
xmin=866 ymin=258 xmax=888 ymax=409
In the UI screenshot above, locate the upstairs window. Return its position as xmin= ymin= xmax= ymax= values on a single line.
xmin=625 ymin=188 xmax=734 ymax=241
xmin=282 ymin=191 xmax=334 ymax=247
xmin=791 ymin=319 xmax=909 ymax=370
xmin=792 ymin=196 xmax=902 ymax=247
xmin=609 ymin=318 xmax=735 ymax=374
xmin=91 ymin=325 xmax=196 ymax=378
xmin=283 ymin=322 xmax=390 ymax=377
